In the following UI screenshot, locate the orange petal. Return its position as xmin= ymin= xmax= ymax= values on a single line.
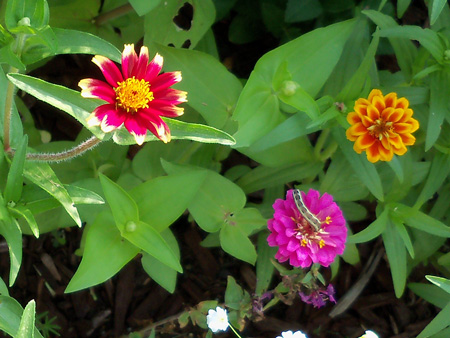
xmin=384 ymin=107 xmax=403 ymax=122
xmin=409 ymin=118 xmax=419 ymax=132
xmin=347 ymin=111 xmax=360 ymax=124
xmin=380 ymin=136 xmax=390 ymax=150
xmin=372 ymin=95 xmax=386 ymax=113
xmin=355 ymin=133 xmax=376 ymax=150
xmin=394 ymin=122 xmax=413 ymax=134
xmin=378 ymin=144 xmax=394 ymax=161
xmin=368 ymin=89 xmax=383 ymax=102
xmin=395 ymin=97 xmax=410 ymax=109
xmin=384 ymin=92 xmax=397 ymax=107
xmin=366 ymin=143 xmax=381 ymax=163
xmin=389 ymin=135 xmax=404 ymax=150
xmin=399 ymin=108 xmax=413 ymax=122
xmin=367 ymin=104 xmax=380 ymax=120
xmin=401 ymin=133 xmax=416 ymax=146
xmin=347 ymin=122 xmax=367 ymax=136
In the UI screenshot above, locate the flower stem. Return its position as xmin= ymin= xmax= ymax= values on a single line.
xmin=229 ymin=324 xmax=243 ymax=338
xmin=3 ymin=67 xmax=19 ymax=152
xmin=94 ymin=3 xmax=134 ymax=26
xmin=313 ymin=128 xmax=330 ymax=159
xmin=319 ymin=141 xmax=338 ymax=162
xmin=8 ymin=136 xmax=102 ymax=162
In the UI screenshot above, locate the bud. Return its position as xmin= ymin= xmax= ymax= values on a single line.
xmin=281 ymin=80 xmax=298 ymax=96
xmin=18 ymin=17 xmax=31 ymax=27
xmin=125 ymin=221 xmax=137 ymax=232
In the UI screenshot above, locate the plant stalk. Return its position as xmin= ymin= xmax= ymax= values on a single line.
xmin=2 ymin=67 xmax=19 ymax=152
xmin=94 ymin=3 xmax=134 ymax=26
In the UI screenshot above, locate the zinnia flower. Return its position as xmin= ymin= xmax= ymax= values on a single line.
xmin=299 ymin=284 xmax=337 ymax=308
xmin=359 ymin=330 xmax=379 ymax=338
xmin=277 ymin=330 xmax=308 ymax=338
xmin=346 ymin=89 xmax=419 ymax=163
xmin=206 ymin=307 xmax=229 ymax=333
xmin=80 ymin=44 xmax=187 ymax=145
xmin=267 ymin=189 xmax=347 ymax=268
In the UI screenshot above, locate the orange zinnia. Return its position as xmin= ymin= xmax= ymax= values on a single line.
xmin=346 ymin=89 xmax=419 ymax=163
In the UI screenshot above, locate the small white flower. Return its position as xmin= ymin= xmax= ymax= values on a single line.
xmin=277 ymin=330 xmax=308 ymax=338
xmin=206 ymin=307 xmax=229 ymax=333
xmin=359 ymin=330 xmax=379 ymax=338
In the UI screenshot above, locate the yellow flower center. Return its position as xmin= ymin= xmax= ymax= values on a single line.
xmin=115 ymin=77 xmax=154 ymax=113
xmin=367 ymin=118 xmax=394 ymax=140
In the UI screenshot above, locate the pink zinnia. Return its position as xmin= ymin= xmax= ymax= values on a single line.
xmin=267 ymin=189 xmax=347 ymax=268
xmin=80 ymin=44 xmax=187 ymax=145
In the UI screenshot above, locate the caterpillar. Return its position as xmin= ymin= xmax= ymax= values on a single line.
xmin=292 ymin=189 xmax=321 ymax=231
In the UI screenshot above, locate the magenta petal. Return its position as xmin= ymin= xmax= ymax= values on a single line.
xmin=122 ymin=44 xmax=138 ymax=79
xmin=124 ymin=115 xmax=148 ymax=145
xmin=144 ymin=53 xmax=163 ymax=83
xmin=100 ymin=107 xmax=126 ymax=132
xmin=142 ymin=104 xmax=183 ymax=118
xmin=133 ymin=46 xmax=150 ymax=79
xmin=153 ymin=88 xmax=188 ymax=104
xmin=151 ymin=71 xmax=182 ymax=93
xmin=92 ymin=104 xmax=117 ymax=122
xmin=79 ymin=78 xmax=115 ymax=103
xmin=92 ymin=55 xmax=123 ymax=87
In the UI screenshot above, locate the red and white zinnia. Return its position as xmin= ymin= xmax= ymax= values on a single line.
xmin=79 ymin=44 xmax=187 ymax=145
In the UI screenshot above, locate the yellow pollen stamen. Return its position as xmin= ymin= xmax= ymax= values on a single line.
xmin=115 ymin=77 xmax=154 ymax=113
xmin=367 ymin=118 xmax=394 ymax=140
xmin=319 ymin=239 xmax=325 ymax=248
xmin=324 ymin=216 xmax=332 ymax=225
xmin=301 ymin=239 xmax=308 ymax=247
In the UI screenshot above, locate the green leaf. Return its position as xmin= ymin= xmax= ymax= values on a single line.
xmin=426 ymin=276 xmax=450 ymax=295
xmin=331 ymin=126 xmax=384 ymax=201
xmin=232 ymin=19 xmax=355 ymax=147
xmin=0 ymin=276 xmax=9 ymax=296
xmin=348 ymin=207 xmax=388 ymax=243
xmin=16 ymin=300 xmax=35 ymax=338
xmin=392 ymin=218 xmax=414 ymax=259
xmin=285 ymin=0 xmax=322 ymax=22
xmin=7 ymin=73 xmax=106 ymax=139
xmin=378 ymin=25 xmax=444 ymax=62
xmin=363 ymin=10 xmax=417 ymax=81
xmin=150 ymin=44 xmax=242 ymax=129
xmin=417 ymin=302 xmax=450 ymax=338
xmin=393 ymin=204 xmax=450 ymax=238
xmin=430 ymin=0 xmax=448 ymax=25
xmin=220 ymin=220 xmax=257 ymax=265
xmin=23 ymin=161 xmax=81 ymax=227
xmin=382 ymin=219 xmax=407 ymax=297
xmin=8 ymin=206 xmax=39 ymax=238
xmin=121 ymin=220 xmax=182 ymax=272
xmin=112 ymin=118 xmax=235 ymax=146
xmin=99 ymin=174 xmax=139 ymax=232
xmin=144 ymin=0 xmax=216 ymax=49
xmin=141 ymin=229 xmax=179 ymax=293
xmin=0 ymin=296 xmax=43 ymax=338
xmin=224 ymin=276 xmax=244 ymax=310
xmin=4 ymin=135 xmax=27 ymax=203
xmin=409 ymin=283 xmax=450 ymax=308
xmin=237 ymin=161 xmax=323 ymax=194
xmin=129 ymin=0 xmax=162 ymax=16
xmin=415 ymin=152 xmax=450 ymax=208
xmin=397 ymin=0 xmax=412 ymax=18
xmin=131 ymin=170 xmax=207 ymax=232
xmin=426 ymin=72 xmax=449 ymax=150
xmin=65 ymin=212 xmax=140 ymax=293
xmin=255 ymin=232 xmax=277 ymax=295
xmin=53 ymin=28 xmax=121 ymax=62
xmin=5 ymin=0 xmax=49 ymax=30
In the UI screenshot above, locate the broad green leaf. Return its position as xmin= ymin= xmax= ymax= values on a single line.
xmin=237 ymin=161 xmax=323 ymax=194
xmin=426 ymin=276 xmax=450 ymax=295
xmin=393 ymin=204 xmax=450 ymax=238
xmin=342 ymin=225 xmax=360 ymax=265
xmin=340 ymin=201 xmax=367 ymax=221
xmin=163 ymin=162 xmax=246 ymax=233
xmin=8 ymin=206 xmax=39 ymax=238
xmin=53 ymin=28 xmax=121 ymax=62
xmin=0 ymin=276 xmax=8 ymax=296
xmin=382 ymin=219 xmax=407 ymax=297
xmin=121 ymin=220 xmax=182 ymax=272
xmin=348 ymin=207 xmax=388 ymax=243
xmin=285 ymin=0 xmax=322 ymax=22
xmin=65 ymin=212 xmax=139 ymax=293
xmin=4 ymin=135 xmax=27 ymax=203
xmin=387 ymin=156 xmax=404 ymax=183
xmin=415 ymin=152 xmax=450 ymax=208
xmin=131 ymin=170 xmax=207 ymax=232
xmin=23 ymin=161 xmax=81 ymax=227
xmin=99 ymin=174 xmax=139 ymax=232
xmin=397 ymin=0 xmax=412 ymax=17
xmin=378 ymin=25 xmax=444 ymax=62
xmin=426 ymin=72 xmax=449 ymax=150
xmin=49 ymin=0 xmax=100 ymax=32
xmin=232 ymin=19 xmax=355 ymax=147
xmin=5 ymin=0 xmax=49 ymax=30
xmin=255 ymin=232 xmax=277 ymax=295
xmin=0 ymin=296 xmax=43 ymax=338
xmin=112 ymin=118 xmax=235 ymax=146
xmin=150 ymin=44 xmax=242 ymax=129
xmin=16 ymin=300 xmax=35 ymax=338
xmin=417 ymin=302 xmax=450 ymax=338
xmin=331 ymin=126 xmax=384 ymax=201
xmin=225 ymin=276 xmax=245 ymax=310
xmin=409 ymin=283 xmax=450 ymax=308
xmin=129 ymin=0 xmax=162 ymax=16
xmin=141 ymin=229 xmax=179 ymax=293
xmin=363 ymin=10 xmax=417 ymax=81
xmin=144 ymin=0 xmax=215 ymax=49
xmin=337 ymin=29 xmax=380 ymax=101
xmin=7 ymin=73 xmax=106 ymax=139
xmin=430 ymin=0 xmax=448 ymax=25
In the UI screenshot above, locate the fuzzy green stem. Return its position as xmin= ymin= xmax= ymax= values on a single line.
xmin=8 ymin=136 xmax=102 ymax=162
xmin=3 ymin=67 xmax=19 ymax=152
xmin=94 ymin=3 xmax=134 ymax=26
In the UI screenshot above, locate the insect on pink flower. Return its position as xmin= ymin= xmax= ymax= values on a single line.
xmin=79 ymin=44 xmax=187 ymax=145
xmin=267 ymin=189 xmax=347 ymax=268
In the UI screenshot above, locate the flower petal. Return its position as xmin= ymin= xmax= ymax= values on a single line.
xmin=79 ymin=78 xmax=116 ymax=103
xmin=134 ymin=46 xmax=150 ymax=79
xmin=153 ymin=88 xmax=188 ymax=104
xmin=141 ymin=115 xmax=171 ymax=143
xmin=92 ymin=55 xmax=123 ymax=87
xmin=124 ymin=115 xmax=148 ymax=145
xmin=87 ymin=104 xmax=116 ymax=127
xmin=355 ymin=133 xmax=376 ymax=150
xmin=144 ymin=53 xmax=164 ymax=83
xmin=347 ymin=111 xmax=360 ymax=124
xmin=366 ymin=143 xmax=381 ymax=163
xmin=151 ymin=71 xmax=182 ymax=93
xmin=143 ymin=104 xmax=184 ymax=118
xmin=100 ymin=107 xmax=126 ymax=133
xmin=122 ymin=44 xmax=138 ymax=79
